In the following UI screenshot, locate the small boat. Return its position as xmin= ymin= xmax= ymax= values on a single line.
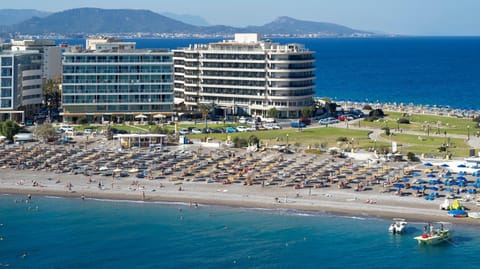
xmin=448 ymin=209 xmax=468 ymax=218
xmin=389 ymin=218 xmax=408 ymax=234
xmin=414 ymin=222 xmax=452 ymax=245
xmin=468 ymin=212 xmax=480 ymax=219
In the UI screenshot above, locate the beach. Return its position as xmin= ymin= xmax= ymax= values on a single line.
xmin=1 ymin=141 xmax=479 ymax=225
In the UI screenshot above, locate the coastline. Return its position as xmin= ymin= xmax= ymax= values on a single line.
xmin=2 ymin=167 xmax=479 ymax=226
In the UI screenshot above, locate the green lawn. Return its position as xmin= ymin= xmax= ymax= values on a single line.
xmin=360 ymin=111 xmax=480 ymax=136
xmin=382 ymin=133 xmax=470 ymax=158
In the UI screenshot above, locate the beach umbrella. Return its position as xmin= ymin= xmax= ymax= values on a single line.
xmin=457 ymin=164 xmax=466 ymax=168
xmin=400 ymin=177 xmax=410 ymax=182
xmin=441 ymin=164 xmax=449 ymax=168
xmin=411 ymin=185 xmax=423 ymax=191
xmin=457 ymin=176 xmax=467 ymax=181
xmin=427 ymin=173 xmax=436 ymax=178
xmin=412 ymin=172 xmax=421 ymax=177
xmin=429 ymin=186 xmax=439 ymax=191
xmin=424 ymin=162 xmax=433 ymax=167
xmin=393 ymin=183 xmax=404 ymax=189
xmin=153 ymin=114 xmax=167 ymax=118
xmin=135 ymin=114 xmax=148 ymax=119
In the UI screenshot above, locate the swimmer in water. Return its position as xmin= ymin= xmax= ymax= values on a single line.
xmin=21 ymin=252 xmax=28 ymax=258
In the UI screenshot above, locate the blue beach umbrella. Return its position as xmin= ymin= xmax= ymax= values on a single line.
xmin=427 ymin=173 xmax=436 ymax=178
xmin=429 ymin=186 xmax=439 ymax=191
xmin=412 ymin=172 xmax=421 ymax=177
xmin=441 ymin=164 xmax=450 ymax=168
xmin=393 ymin=183 xmax=404 ymax=189
xmin=424 ymin=162 xmax=433 ymax=167
xmin=411 ymin=185 xmax=423 ymax=191
xmin=400 ymin=177 xmax=410 ymax=182
xmin=457 ymin=164 xmax=466 ymax=168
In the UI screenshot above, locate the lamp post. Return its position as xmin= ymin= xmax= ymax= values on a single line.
xmin=286 ymin=133 xmax=289 ymax=146
xmin=396 ymin=118 xmax=400 ymax=132
xmin=467 ymin=125 xmax=470 ymax=140
xmin=374 ymin=139 xmax=377 ymax=151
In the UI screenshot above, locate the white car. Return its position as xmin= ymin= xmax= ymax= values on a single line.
xmin=191 ymin=128 xmax=202 ymax=134
xmin=263 ymin=118 xmax=276 ymax=123
xmin=236 ymin=126 xmax=248 ymax=132
xmin=178 ymin=128 xmax=189 ymax=135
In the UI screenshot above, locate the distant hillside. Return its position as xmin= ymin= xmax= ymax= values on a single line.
xmin=0 ymin=9 xmax=50 ymax=25
xmin=246 ymin=16 xmax=369 ymax=36
xmin=1 ymin=8 xmax=373 ymax=37
xmin=12 ymin=8 xmax=198 ymax=34
xmin=161 ymin=12 xmax=210 ymax=26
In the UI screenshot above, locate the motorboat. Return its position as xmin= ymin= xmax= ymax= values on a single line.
xmin=388 ymin=218 xmax=408 ymax=234
xmin=414 ymin=222 xmax=452 ymax=245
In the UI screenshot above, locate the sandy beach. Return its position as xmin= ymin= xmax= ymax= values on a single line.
xmin=1 ymin=141 xmax=480 ymax=226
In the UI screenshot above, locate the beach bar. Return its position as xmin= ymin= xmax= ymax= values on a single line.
xmin=113 ymin=134 xmax=168 ymax=148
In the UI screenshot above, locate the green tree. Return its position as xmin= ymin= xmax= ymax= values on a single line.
xmin=369 ymin=109 xmax=385 ymax=118
xmin=199 ymin=103 xmax=212 ymax=129
xmin=0 ymin=120 xmax=20 ymax=140
xmin=302 ymin=107 xmax=313 ymax=118
xmin=34 ymin=123 xmax=56 ymax=141
xmin=42 ymin=77 xmax=62 ymax=113
xmin=267 ymin=107 xmax=278 ymax=119
xmin=248 ymin=135 xmax=260 ymax=147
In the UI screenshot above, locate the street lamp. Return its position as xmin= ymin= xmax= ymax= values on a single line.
xmin=467 ymin=125 xmax=470 ymax=140
xmin=396 ymin=118 xmax=400 ymax=131
xmin=286 ymin=133 xmax=289 ymax=146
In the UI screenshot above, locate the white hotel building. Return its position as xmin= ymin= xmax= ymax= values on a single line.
xmin=173 ymin=34 xmax=315 ymax=118
xmin=61 ymin=38 xmax=173 ymax=123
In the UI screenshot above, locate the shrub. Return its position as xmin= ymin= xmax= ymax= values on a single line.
xmin=382 ymin=127 xmax=391 ymax=136
xmin=336 ymin=136 xmax=348 ymax=142
xmin=363 ymin=105 xmax=373 ymax=110
xmin=407 ymin=152 xmax=416 ymax=161
xmin=397 ymin=118 xmax=410 ymax=124
xmin=233 ymin=137 xmax=248 ymax=148
xmin=368 ymin=109 xmax=385 ymax=118
xmin=76 ymin=117 xmax=88 ymax=125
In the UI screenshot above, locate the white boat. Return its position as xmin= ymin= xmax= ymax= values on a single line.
xmin=388 ymin=218 xmax=408 ymax=234
xmin=468 ymin=212 xmax=480 ymax=219
xmin=414 ymin=222 xmax=452 ymax=245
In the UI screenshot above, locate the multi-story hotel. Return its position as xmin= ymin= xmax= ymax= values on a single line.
xmin=10 ymin=39 xmax=62 ymax=80
xmin=0 ymin=49 xmax=43 ymax=121
xmin=173 ymin=33 xmax=315 ymax=118
xmin=61 ymin=38 xmax=173 ymax=123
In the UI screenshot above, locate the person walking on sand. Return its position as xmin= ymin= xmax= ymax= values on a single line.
xmin=142 ymin=191 xmax=146 ymax=201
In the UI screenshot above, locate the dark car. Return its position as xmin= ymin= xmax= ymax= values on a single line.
xmin=299 ymin=117 xmax=311 ymax=125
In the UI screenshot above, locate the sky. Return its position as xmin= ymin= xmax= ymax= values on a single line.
xmin=5 ymin=0 xmax=480 ymax=35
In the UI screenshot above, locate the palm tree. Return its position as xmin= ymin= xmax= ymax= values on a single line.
xmin=199 ymin=103 xmax=212 ymax=129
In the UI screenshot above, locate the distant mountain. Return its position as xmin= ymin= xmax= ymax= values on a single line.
xmin=0 ymin=9 xmax=50 ymax=25
xmin=11 ymin=8 xmax=198 ymax=34
xmin=1 ymin=8 xmax=373 ymax=37
xmin=245 ymin=16 xmax=369 ymax=36
xmin=161 ymin=12 xmax=210 ymax=26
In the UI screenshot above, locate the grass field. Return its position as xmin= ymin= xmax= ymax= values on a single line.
xmin=75 ymin=111 xmax=478 ymax=158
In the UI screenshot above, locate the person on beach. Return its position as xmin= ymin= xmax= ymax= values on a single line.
xmin=142 ymin=191 xmax=145 ymax=201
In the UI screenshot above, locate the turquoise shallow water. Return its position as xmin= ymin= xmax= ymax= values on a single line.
xmin=1 ymin=194 xmax=480 ymax=268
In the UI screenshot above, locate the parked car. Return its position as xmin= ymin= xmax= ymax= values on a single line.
xmin=225 ymin=127 xmax=237 ymax=133
xmin=290 ymin=120 xmax=306 ymax=128
xmin=263 ymin=117 xmax=276 ymax=123
xmin=236 ymin=126 xmax=249 ymax=132
xmin=319 ymin=118 xmax=339 ymax=125
xmin=178 ymin=128 xmax=189 ymax=135
xmin=299 ymin=117 xmax=311 ymax=125
xmin=191 ymin=128 xmax=202 ymax=134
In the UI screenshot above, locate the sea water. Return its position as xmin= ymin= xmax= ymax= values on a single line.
xmin=1 ymin=194 xmax=480 ymax=268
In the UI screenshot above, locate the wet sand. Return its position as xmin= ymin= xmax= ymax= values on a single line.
xmin=1 ymin=165 xmax=479 ymax=225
